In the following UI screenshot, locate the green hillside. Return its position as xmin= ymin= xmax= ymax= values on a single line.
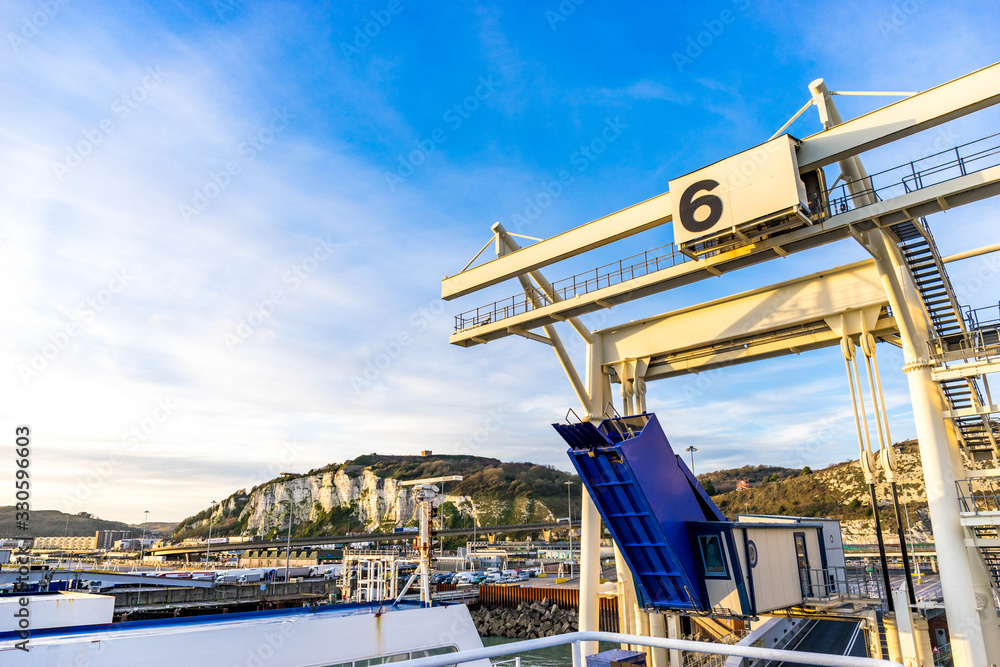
xmin=174 ymin=442 xmax=930 ymax=543
xmin=699 ymin=441 xmax=928 ymax=532
xmin=696 ymin=464 xmax=802 ymax=496
xmin=0 ymin=508 xmax=136 ymax=537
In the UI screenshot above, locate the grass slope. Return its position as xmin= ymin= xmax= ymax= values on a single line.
xmin=0 ymin=508 xmax=136 ymax=537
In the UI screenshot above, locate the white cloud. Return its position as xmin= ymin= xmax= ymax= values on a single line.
xmin=1 ymin=1 xmax=997 ymax=526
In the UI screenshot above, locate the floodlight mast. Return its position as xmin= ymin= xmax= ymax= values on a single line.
xmin=444 ymin=63 xmax=1000 ymax=667
xmin=399 ymin=476 xmax=463 ymax=605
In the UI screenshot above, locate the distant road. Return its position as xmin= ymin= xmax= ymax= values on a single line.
xmin=148 ymin=520 xmax=580 ymax=558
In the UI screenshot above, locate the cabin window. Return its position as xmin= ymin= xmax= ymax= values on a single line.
xmin=409 ymin=647 xmax=459 ymax=659
xmin=698 ymin=534 xmax=728 ymax=577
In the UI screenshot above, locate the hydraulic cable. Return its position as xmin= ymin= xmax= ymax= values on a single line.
xmin=840 ymin=324 xmax=894 ymax=612
xmin=861 ymin=328 xmax=917 ymax=606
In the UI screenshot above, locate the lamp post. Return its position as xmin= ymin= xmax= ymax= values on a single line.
xmin=205 ymin=501 xmax=217 ymax=564
xmin=140 ymin=510 xmax=149 ymax=564
xmin=565 ymin=481 xmax=573 ymax=579
xmin=684 ymin=446 xmax=699 ymax=474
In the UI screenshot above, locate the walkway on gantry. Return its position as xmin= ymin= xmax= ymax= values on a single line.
xmin=449 ymin=131 xmax=1000 ymax=340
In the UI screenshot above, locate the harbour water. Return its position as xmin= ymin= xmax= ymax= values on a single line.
xmin=482 ymin=637 xmax=620 ymax=667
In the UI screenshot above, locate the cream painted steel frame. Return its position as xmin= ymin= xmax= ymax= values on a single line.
xmin=443 ymin=63 xmax=1000 ymax=667
xmin=596 ymin=260 xmax=894 ymax=381
xmin=450 ymin=163 xmax=1000 ymax=347
xmin=442 ymin=61 xmax=1000 ymax=301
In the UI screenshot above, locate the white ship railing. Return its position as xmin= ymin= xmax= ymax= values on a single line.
xmin=394 ymin=631 xmax=904 ymax=667
xmin=490 ymin=658 xmax=521 ymax=667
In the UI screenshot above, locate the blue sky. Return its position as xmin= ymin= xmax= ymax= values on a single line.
xmin=1 ymin=0 xmax=998 ymax=523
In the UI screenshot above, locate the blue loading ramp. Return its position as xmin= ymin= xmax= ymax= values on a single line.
xmin=554 ymin=413 xmax=725 ymax=612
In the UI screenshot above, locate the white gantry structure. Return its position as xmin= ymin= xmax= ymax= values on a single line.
xmin=443 ymin=63 xmax=1000 ymax=666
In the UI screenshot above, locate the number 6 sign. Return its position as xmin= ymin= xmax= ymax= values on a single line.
xmin=669 ymin=135 xmax=808 ymax=246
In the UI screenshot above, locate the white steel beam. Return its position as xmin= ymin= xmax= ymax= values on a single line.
xmin=596 ymin=261 xmax=893 ymax=379
xmin=944 ymin=404 xmax=1000 ymax=419
xmin=442 ymin=192 xmax=672 ymax=300
xmin=797 ymin=61 xmax=1000 ymax=171
xmin=450 ymin=164 xmax=1000 ymax=346
xmin=626 ymin=314 xmax=896 ymax=381
xmin=932 ymin=358 xmax=1000 ymax=382
xmin=442 ymin=62 xmax=1000 ymax=301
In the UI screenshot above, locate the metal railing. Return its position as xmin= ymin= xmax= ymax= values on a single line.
xmin=934 ymin=642 xmax=953 ymax=667
xmin=823 ymin=132 xmax=1000 ymax=217
xmin=491 ymin=659 xmax=521 ymax=667
xmin=391 ymin=631 xmax=904 ymax=667
xmin=453 ymin=131 xmax=1000 ymax=333
xmin=454 ymin=244 xmax=691 ymax=331
xmin=963 ymin=303 xmax=1000 ymax=331
xmin=928 ymin=323 xmax=1000 ymax=367
xmin=956 ymin=477 xmax=1000 ymax=515
xmin=799 ymin=565 xmax=886 ymax=603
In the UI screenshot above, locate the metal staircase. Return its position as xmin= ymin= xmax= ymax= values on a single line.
xmin=886 ymin=216 xmax=1000 ymax=596
xmin=888 ymin=217 xmax=999 ymax=462
xmin=890 ymin=218 xmax=1000 ymax=591
xmin=956 ymin=478 xmax=1000 ymax=589
xmin=970 ymin=525 xmax=1000 ymax=589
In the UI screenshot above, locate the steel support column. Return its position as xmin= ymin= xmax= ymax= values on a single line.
xmin=870 ymin=216 xmax=999 ymax=667
xmin=576 ymin=330 xmax=609 ymax=661
xmin=811 ymin=78 xmax=1000 ymax=666
xmin=579 ymin=490 xmax=601 ymax=659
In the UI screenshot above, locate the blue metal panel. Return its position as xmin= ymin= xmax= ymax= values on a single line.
xmin=555 ymin=414 xmax=726 ymax=612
